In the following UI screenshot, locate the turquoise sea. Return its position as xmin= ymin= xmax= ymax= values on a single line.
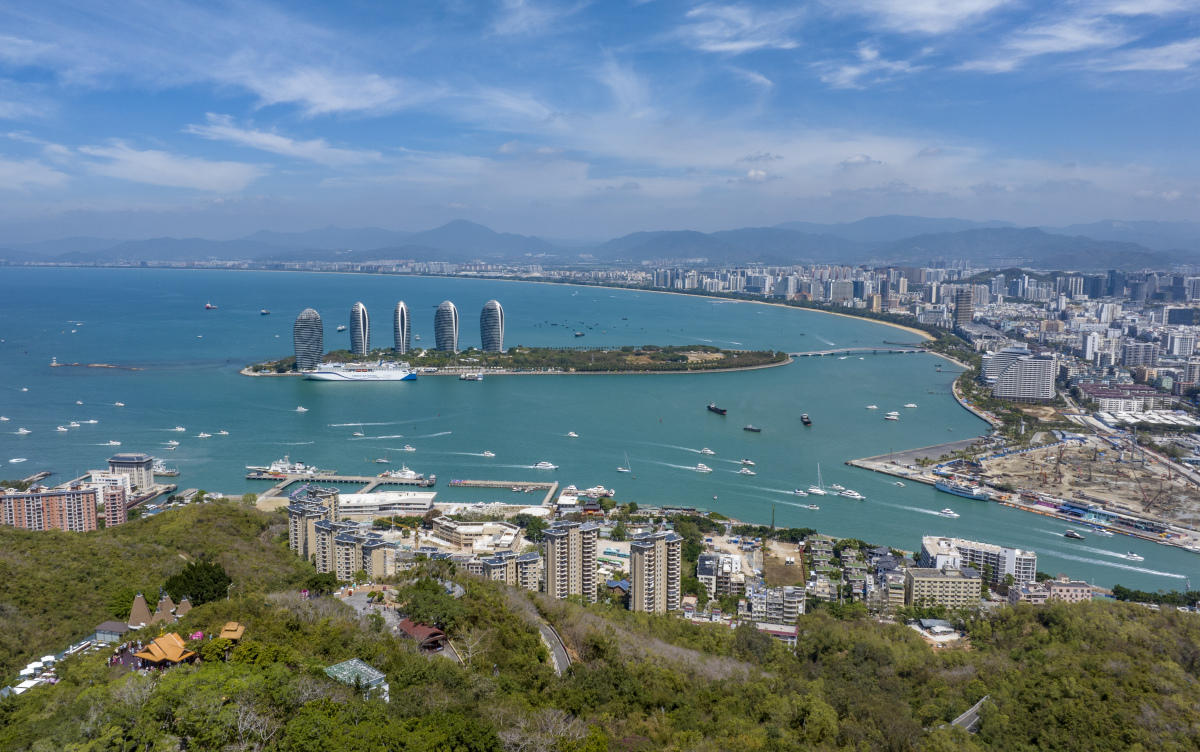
xmin=1 ymin=267 xmax=1195 ymax=590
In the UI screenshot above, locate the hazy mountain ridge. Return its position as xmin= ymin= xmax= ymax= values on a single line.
xmin=4 ymin=217 xmax=1196 ymax=270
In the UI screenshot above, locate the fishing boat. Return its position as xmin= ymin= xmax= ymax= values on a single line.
xmin=260 ymin=309 xmax=270 ymax=315
xmin=800 ymin=414 xmax=812 ymax=426
xmin=1123 ymin=551 xmax=1144 ymax=561
xmin=205 ymin=302 xmax=217 ymax=310
xmin=707 ymin=403 xmax=727 ymax=416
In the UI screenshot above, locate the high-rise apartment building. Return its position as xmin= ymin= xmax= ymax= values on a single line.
xmin=991 ymin=354 xmax=1055 ymax=403
xmin=100 ymin=486 xmax=128 ymax=526
xmin=543 ymin=521 xmax=599 ymax=602
xmin=480 ymin=299 xmax=505 ymax=353
xmin=1122 ymin=341 xmax=1160 ymax=367
xmin=480 ymin=550 xmax=541 ymax=591
xmin=350 ymin=302 xmax=370 ymax=356
xmin=920 ymin=536 xmax=1037 ymax=586
xmin=954 ymin=288 xmax=973 ymax=328
xmin=108 ymin=453 xmax=155 ymax=491
xmin=393 ymin=301 xmax=411 ymax=354
xmin=435 ymin=300 xmax=459 ymax=352
xmin=0 ymin=483 xmax=98 ymax=532
xmin=629 ymin=531 xmax=682 ymax=613
xmin=293 ymin=308 xmax=324 ymax=370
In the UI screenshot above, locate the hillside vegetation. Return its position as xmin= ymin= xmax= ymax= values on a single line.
xmin=1 ymin=545 xmax=1197 ymax=751
xmin=0 ymin=503 xmax=310 ymax=677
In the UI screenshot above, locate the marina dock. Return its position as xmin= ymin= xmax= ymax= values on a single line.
xmin=251 ymin=474 xmax=558 ymax=505
xmin=447 ymin=479 xmax=559 ymax=506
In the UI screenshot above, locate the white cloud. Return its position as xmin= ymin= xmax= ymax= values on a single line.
xmin=819 ymin=43 xmax=926 ymax=88
xmin=227 ymin=66 xmax=423 ymax=117
xmin=1093 ymin=37 xmax=1200 ymax=70
xmin=0 ymin=157 xmax=68 ymax=190
xmin=79 ymin=142 xmax=265 ymax=192
xmin=730 ymin=67 xmax=774 ymax=88
xmin=492 ymin=0 xmax=584 ymax=35
xmin=839 ymin=153 xmax=883 ymax=167
xmin=678 ymin=4 xmax=802 ymax=54
xmin=599 ymin=56 xmax=651 ymax=115
xmin=185 ymin=114 xmax=381 ymax=166
xmin=835 ymin=0 xmax=1012 ymax=34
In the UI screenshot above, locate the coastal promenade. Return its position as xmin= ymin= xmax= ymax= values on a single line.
xmin=791 ymin=347 xmax=924 ymax=357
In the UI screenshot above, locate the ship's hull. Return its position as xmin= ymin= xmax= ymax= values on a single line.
xmin=934 ymin=480 xmax=990 ymax=500
xmin=306 ymin=369 xmax=416 ymax=381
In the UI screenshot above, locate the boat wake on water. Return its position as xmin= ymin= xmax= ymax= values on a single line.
xmin=272 ymin=441 xmax=316 ymax=445
xmin=1042 ymin=549 xmax=1184 ymax=579
xmin=411 ymin=431 xmax=452 ymax=438
xmin=642 ymin=459 xmax=708 ymax=471
xmin=1035 ymin=530 xmax=1149 ymax=560
xmin=871 ymin=500 xmax=945 ymax=517
xmin=349 ymin=434 xmax=404 ymax=440
xmin=814 ymin=336 xmax=835 ymax=346
xmin=328 ymin=421 xmax=405 ymax=427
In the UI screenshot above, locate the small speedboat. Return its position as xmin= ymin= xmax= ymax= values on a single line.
xmin=806 ymin=504 xmax=819 ymax=510
xmin=793 ymin=489 xmax=808 ymax=497
xmin=374 ymin=457 xmax=390 ymax=464
xmin=172 ymin=426 xmax=185 ymax=431
xmin=218 ymin=430 xmax=228 ymax=435
xmin=904 ymin=403 xmax=918 ymax=408
xmin=401 ymin=445 xmax=415 ymax=452
xmin=699 ymin=448 xmax=715 ymax=455
xmin=740 ymin=459 xmax=755 ymax=466
xmin=866 ymin=405 xmax=877 ymax=409
xmin=114 ymin=401 xmax=124 ymax=407
xmin=894 ymin=481 xmax=905 ymax=487
xmin=1090 ymin=527 xmax=1114 ymax=537
xmin=695 ymin=463 xmax=713 ymax=473
xmin=69 ymin=421 xmax=80 ymax=428
xmin=84 ymin=419 xmax=97 ymax=424
xmin=0 ymin=417 xmax=7 ymax=421
xmin=167 ymin=440 xmax=180 ymax=446
xmin=567 ymin=432 xmax=578 ymax=438
xmin=106 ymin=440 xmax=121 ymax=446
xmin=1123 ymin=551 xmax=1144 ymax=561
xmin=9 ymin=458 xmax=27 ymax=463
xmin=75 ymin=400 xmax=83 ymax=405
xmin=885 ymin=415 xmax=899 ymax=421
xmin=337 ymin=325 xmax=347 ymax=331
xmin=938 ymin=508 xmax=960 ymax=518
xmin=16 ymin=428 xmax=31 ymax=434
xmin=482 ymin=451 xmax=495 ymax=458
xmin=295 ymin=406 xmax=308 ymax=412
xmin=738 ymin=468 xmax=756 ymax=476
xmin=831 ymin=484 xmax=845 ymax=491
xmin=198 ymin=432 xmax=211 ymax=438
xmin=533 ymin=461 xmax=558 ymax=470
xmin=1064 ymin=530 xmax=1085 ymax=540
xmin=56 ymin=426 xmax=69 ymax=432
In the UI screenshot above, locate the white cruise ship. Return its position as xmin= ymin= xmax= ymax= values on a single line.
xmin=305 ymin=361 xmax=416 ymax=381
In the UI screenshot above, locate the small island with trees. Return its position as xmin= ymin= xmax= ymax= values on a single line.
xmin=244 ymin=344 xmax=791 ymax=376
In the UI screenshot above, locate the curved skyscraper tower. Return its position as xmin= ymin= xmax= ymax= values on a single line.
xmin=293 ymin=308 xmax=323 ymax=370
xmin=350 ymin=302 xmax=370 ymax=356
xmin=480 ymin=299 xmax=504 ymax=353
xmin=434 ymin=300 xmax=459 ymax=352
xmin=393 ymin=301 xmax=411 ymax=354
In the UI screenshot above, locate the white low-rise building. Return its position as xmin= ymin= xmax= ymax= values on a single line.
xmin=336 ymin=492 xmax=436 ymax=518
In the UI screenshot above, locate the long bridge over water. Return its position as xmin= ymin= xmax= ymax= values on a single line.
xmin=790 ymin=347 xmax=927 ymax=357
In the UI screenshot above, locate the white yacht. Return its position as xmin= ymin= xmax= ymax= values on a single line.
xmin=0 ymin=417 xmax=7 ymax=421
xmin=1123 ymin=551 xmax=1144 ymax=562
xmin=866 ymin=405 xmax=878 ymax=409
xmin=793 ymin=489 xmax=809 ymax=496
xmin=378 ymin=464 xmax=424 ymax=480
xmin=218 ymin=430 xmax=228 ymax=435
xmin=75 ymin=401 xmax=83 ymax=405
xmin=167 ymin=440 xmax=180 ymax=446
xmin=738 ymin=468 xmax=756 ymax=476
xmin=838 ymin=489 xmax=865 ymax=500
xmin=171 ymin=426 xmax=186 ymax=432
xmin=533 ymin=461 xmax=558 ymax=470
xmin=482 ymin=451 xmax=496 ymax=458
xmin=806 ymin=503 xmax=819 ymax=510
xmin=904 ymin=403 xmax=918 ymax=408
xmin=895 ymin=481 xmax=905 ymax=487
xmin=938 ymin=508 xmax=960 ymax=518
xmin=56 ymin=426 xmax=69 ymax=432
xmin=584 ymin=486 xmax=614 ymax=497
xmin=808 ymin=486 xmax=827 ymax=495
xmin=114 ymin=401 xmax=124 ymax=407
xmin=695 ymin=463 xmax=713 ymax=473
xmin=248 ymin=456 xmax=330 ymax=476
xmin=295 ymin=406 xmax=308 ymax=412
xmin=831 ymin=484 xmax=845 ymax=491
xmin=401 ymin=445 xmax=416 ymax=452
xmin=16 ymin=428 xmax=31 ymax=434
xmin=69 ymin=421 xmax=80 ymax=428
xmin=84 ymin=419 xmax=98 ymax=424
xmin=740 ymin=459 xmax=755 ymax=466
xmin=105 ymin=440 xmax=121 ymax=446
xmin=699 ymin=448 xmax=715 ymax=455
xmin=885 ymin=415 xmax=899 ymax=421
xmin=10 ymin=458 xmax=27 ymax=463
xmin=567 ymin=432 xmax=578 ymax=438
xmin=198 ymin=432 xmax=211 ymax=438
xmin=1090 ymin=527 xmax=1114 ymax=537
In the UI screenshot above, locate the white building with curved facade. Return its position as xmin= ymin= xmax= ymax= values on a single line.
xmin=480 ymin=299 xmax=504 ymax=352
xmin=293 ymin=308 xmax=323 ymax=370
xmin=350 ymin=302 xmax=370 ymax=356
xmin=393 ymin=301 xmax=411 ymax=354
xmin=435 ymin=300 xmax=459 ymax=352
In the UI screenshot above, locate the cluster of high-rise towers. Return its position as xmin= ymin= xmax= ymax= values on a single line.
xmin=291 ymin=299 xmax=505 ymax=370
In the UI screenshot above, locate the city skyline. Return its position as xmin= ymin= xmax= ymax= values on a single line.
xmin=0 ymin=1 xmax=1194 ymax=244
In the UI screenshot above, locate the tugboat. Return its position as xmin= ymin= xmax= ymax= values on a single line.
xmin=800 ymin=414 xmax=812 ymax=426
xmin=743 ymin=425 xmax=761 ymax=433
xmin=1064 ymin=530 xmax=1085 ymax=540
xmin=707 ymin=403 xmax=727 ymax=415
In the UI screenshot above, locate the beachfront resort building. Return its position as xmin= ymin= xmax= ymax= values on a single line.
xmin=107 ymin=453 xmax=155 ymax=491
xmin=920 ymin=535 xmax=1038 ymax=586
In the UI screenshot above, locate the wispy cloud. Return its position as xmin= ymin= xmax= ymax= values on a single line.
xmin=834 ymin=0 xmax=1012 ymax=35
xmin=1092 ymin=37 xmax=1200 ymax=70
xmin=819 ymin=43 xmax=926 ymax=88
xmin=678 ymin=4 xmax=802 ymax=54
xmin=0 ymin=157 xmax=68 ymax=190
xmin=185 ymin=114 xmax=381 ymax=165
xmin=492 ymin=0 xmax=586 ymax=36
xmin=79 ymin=142 xmax=265 ymax=192
xmin=599 ymin=56 xmax=651 ymax=115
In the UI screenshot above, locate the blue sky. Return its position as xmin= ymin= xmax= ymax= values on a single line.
xmin=0 ymin=0 xmax=1196 ymax=242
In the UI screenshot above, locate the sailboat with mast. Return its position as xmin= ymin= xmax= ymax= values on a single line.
xmin=807 ymin=463 xmax=828 ymax=495
xmin=617 ymin=451 xmax=632 ymax=474
xmin=374 ymin=451 xmax=390 ymax=464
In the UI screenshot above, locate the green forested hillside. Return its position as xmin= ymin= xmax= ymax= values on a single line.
xmin=1 ymin=551 xmax=1197 ymax=751
xmin=0 ymin=502 xmax=310 ymax=676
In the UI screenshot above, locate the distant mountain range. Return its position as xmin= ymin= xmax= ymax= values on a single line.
xmin=1 ymin=216 xmax=1196 ymax=271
